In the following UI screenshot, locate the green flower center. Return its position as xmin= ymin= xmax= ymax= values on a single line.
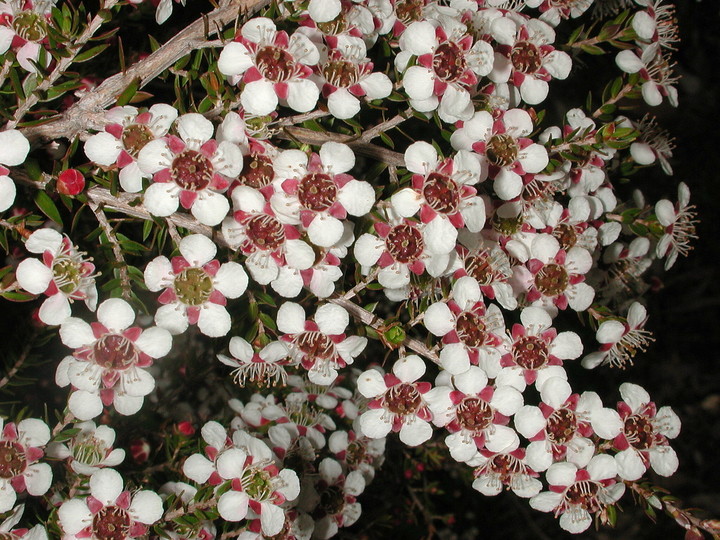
xmin=174 ymin=267 xmax=214 ymax=306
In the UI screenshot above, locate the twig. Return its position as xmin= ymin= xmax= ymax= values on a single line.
xmin=0 ymin=333 xmax=37 ymax=389
xmin=162 ymin=498 xmax=218 ymax=522
xmin=360 ymin=107 xmax=413 ymax=143
xmin=88 ymin=198 xmax=132 ymax=299
xmin=8 ymin=0 xmax=121 ymax=129
xmin=19 ymin=0 xmax=272 ymax=145
xmin=165 ymin=218 xmax=182 ymax=246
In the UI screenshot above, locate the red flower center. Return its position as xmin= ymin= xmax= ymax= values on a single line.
xmin=171 ymin=149 xmax=213 ymax=191
xmin=0 ymin=441 xmax=26 ymax=479
xmin=256 ymin=45 xmax=295 ymax=83
xmin=534 ymin=263 xmax=569 ymax=296
xmin=465 ymin=252 xmax=494 ymax=285
xmin=433 ymin=42 xmax=467 ymax=82
xmin=624 ymin=414 xmax=655 ymax=450
xmin=294 ymin=331 xmax=335 ymax=360
xmin=486 ymin=134 xmax=519 ymax=167
xmin=511 ymin=41 xmax=542 ymax=74
xmin=553 ymin=223 xmax=578 ymax=251
xmin=512 ymin=335 xmax=549 ymax=370
xmin=93 ymin=334 xmax=138 ymax=370
xmin=386 ymin=224 xmax=424 ymax=264
xmin=456 ymin=397 xmax=493 ymax=433
xmin=565 ymin=481 xmax=601 ymax=512
xmin=174 ymin=267 xmax=214 ymax=306
xmin=456 ymin=312 xmax=487 ymax=348
xmin=323 ymin=60 xmax=359 ymax=88
xmin=546 ymin=408 xmax=577 ymax=445
xmin=298 ymin=173 xmax=338 ymax=212
xmin=239 ymin=152 xmax=274 ymax=189
xmin=246 ymin=214 xmax=286 ymax=251
xmin=92 ymin=506 xmax=131 ymax=540
xmin=384 ymin=383 xmax=423 ymax=415
xmin=122 ymin=124 xmax=154 ymax=157
xmin=423 ymin=173 xmax=460 ymax=214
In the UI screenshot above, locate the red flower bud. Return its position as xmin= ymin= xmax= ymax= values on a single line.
xmin=176 ymin=421 xmax=195 ymax=436
xmin=57 ymin=169 xmax=85 ymax=196
xmin=130 ymin=439 xmax=150 ymax=463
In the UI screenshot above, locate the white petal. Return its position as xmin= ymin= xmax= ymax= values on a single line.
xmin=390 ymin=188 xmax=422 ymax=218
xmin=38 ymin=294 xmax=72 ymax=326
xmin=90 ymin=469 xmax=123 ymax=505
xmin=84 ymin=132 xmax=122 ymax=166
xmin=328 ymin=89 xmax=361 ymax=120
xmin=308 ymin=214 xmax=344 ymax=247
xmin=144 ymin=256 xmax=173 ymax=291
xmin=439 ymin=343 xmax=470 ymax=374
xmin=0 ymin=175 xmax=15 ymax=212
xmin=113 ymin=393 xmax=144 ymax=415
xmin=191 ymin=192 xmax=230 ymax=226
xmin=615 ymin=50 xmax=643 ymax=73
xmin=58 ymin=499 xmax=92 ymax=535
xmin=241 ymin=80 xmax=279 ymax=116
xmin=217 ymin=491 xmax=249 ymax=521
xmin=286 ymin=79 xmax=320 ymax=113
xmin=399 ymin=419 xmax=432 ymax=446
xmin=423 ymin=302 xmax=454 ymax=336
xmin=154 ymin=304 xmax=189 ymax=335
xmin=338 ymin=179 xmax=375 ymax=216
xmin=357 ymin=369 xmax=386 ymax=398
xmin=214 ymin=262 xmax=248 ymax=299
xmin=143 ymin=182 xmax=179 ymax=217
xmin=198 ymin=304 xmax=232 ymax=337
xmin=529 ymin=491 xmax=563 ymax=513
xmin=551 ymin=332 xmax=582 ymax=360
xmin=359 ymin=409 xmax=392 ymax=439
xmin=218 ymin=41 xmax=253 ymax=76
xmin=649 ymin=446 xmax=679 ymax=477
xmin=68 ymin=390 xmax=103 ymax=420
xmin=0 ymin=130 xmax=30 ymax=166
xmin=98 ymin=298 xmax=135 ymax=331
xmin=360 ymin=72 xmax=392 ymax=99
xmin=320 ymin=141 xmax=355 ymax=174
xmin=129 ymin=491 xmax=163 ymax=525
xmin=403 ymin=66 xmax=435 ymax=101
xmin=16 ymin=258 xmax=52 ymax=294
xmin=137 ymin=139 xmax=171 ymax=175
xmin=518 ymin=144 xmax=548 ymax=174
xmin=315 ymin=303 xmax=349 ymax=335
xmin=393 ymin=354 xmax=425 ymax=382
xmin=619 ymin=382 xmax=650 ymax=412
xmin=308 ymin=0 xmax=341 ymax=22
xmin=520 ymin=77 xmax=548 ymax=105
xmin=179 ymin=234 xmax=217 ymax=266
xmin=182 ymin=454 xmax=215 ymax=484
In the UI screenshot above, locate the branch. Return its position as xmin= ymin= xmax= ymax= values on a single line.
xmin=0 ymin=331 xmax=37 ymax=389
xmin=87 ymin=198 xmax=132 ymax=300
xmin=19 ymin=0 xmax=272 ymax=145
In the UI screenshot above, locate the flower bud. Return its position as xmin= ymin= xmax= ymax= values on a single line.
xmin=57 ymin=169 xmax=85 ymax=196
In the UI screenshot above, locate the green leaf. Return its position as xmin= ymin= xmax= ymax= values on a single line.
xmin=115 ymin=77 xmax=140 ymax=106
xmin=74 ymin=44 xmax=110 ymax=63
xmin=580 ymin=44 xmax=605 ymax=55
xmin=34 ymin=191 xmax=63 ymax=225
xmin=1 ymin=291 xmax=37 ymax=302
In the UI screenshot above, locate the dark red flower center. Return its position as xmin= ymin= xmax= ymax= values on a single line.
xmin=433 ymin=42 xmax=467 ymax=82
xmin=456 ymin=312 xmax=487 ymax=348
xmin=624 ymin=414 xmax=655 ymax=450
xmin=92 ymin=334 xmax=138 ymax=370
xmin=534 ymin=263 xmax=569 ymax=296
xmin=553 ymin=223 xmax=578 ymax=251
xmin=246 ymin=214 xmax=286 ymax=251
xmin=294 ymin=331 xmax=335 ymax=360
xmin=386 ymin=224 xmax=424 ymax=264
xmin=323 ymin=60 xmax=359 ymax=88
xmin=512 ymin=335 xmax=549 ymax=370
xmin=546 ymin=408 xmax=577 ymax=445
xmin=565 ymin=481 xmax=601 ymax=511
xmin=465 ymin=253 xmax=494 ymax=285
xmin=456 ymin=397 xmax=493 ymax=433
xmin=384 ymin=383 xmax=423 ymax=415
xmin=170 ymin=149 xmax=213 ymax=191
xmin=511 ymin=41 xmax=542 ymax=74
xmin=92 ymin=506 xmax=131 ymax=540
xmin=0 ymin=442 xmax=26 ymax=479
xmin=395 ymin=0 xmax=424 ymax=24
xmin=318 ymin=485 xmax=346 ymax=516
xmin=256 ymin=45 xmax=295 ymax=83
xmin=298 ymin=173 xmax=338 ymax=212
xmin=239 ymin=152 xmax=274 ymax=189
xmin=423 ymin=173 xmax=459 ymax=214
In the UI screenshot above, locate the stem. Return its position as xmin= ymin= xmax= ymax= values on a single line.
xmin=163 ymin=497 xmax=218 ymax=521
xmin=592 ymin=82 xmax=636 ymax=118
xmin=88 ymin=199 xmax=132 ymax=300
xmin=8 ymin=0 xmax=121 ymax=129
xmin=19 ymin=0 xmax=272 ymax=145
xmin=0 ymin=332 xmax=37 ymax=389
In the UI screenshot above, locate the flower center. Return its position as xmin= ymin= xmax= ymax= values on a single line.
xmin=0 ymin=442 xmax=26 ymax=479
xmin=319 ymin=485 xmax=346 ymax=516
xmin=255 ymin=45 xmax=295 ymax=83
xmin=534 ymin=263 xmax=569 ymax=296
xmin=246 ymin=214 xmax=286 ymax=251
xmin=92 ymin=506 xmax=131 ymax=540
xmin=492 ymin=212 xmax=523 ymax=235
xmin=298 ymin=173 xmax=338 ymax=212
xmin=174 ymin=267 xmax=214 ymax=306
xmin=433 ymin=42 xmax=467 ymax=82
xmin=384 ymin=383 xmax=423 ymax=416
xmin=465 ymin=253 xmax=494 ymax=285
xmin=170 ymin=149 xmax=213 ymax=191
xmin=92 ymin=334 xmax=138 ymax=370
xmin=122 ymin=124 xmax=154 ymax=158
xmin=546 ymin=408 xmax=577 ymax=445
xmin=239 ymin=152 xmax=274 ymax=188
xmin=456 ymin=397 xmax=493 ymax=433
xmin=71 ymin=434 xmax=106 ymax=466
xmin=12 ymin=11 xmax=46 ymax=42
xmin=624 ymin=414 xmax=655 ymax=450
xmin=53 ymin=257 xmax=83 ymax=295
xmin=456 ymin=312 xmax=487 ymax=348
xmin=511 ymin=41 xmax=542 ymax=74
xmin=323 ymin=60 xmax=359 ymax=88
xmin=565 ymin=481 xmax=601 ymax=512
xmin=512 ymin=335 xmax=549 ymax=370
xmin=242 ymin=467 xmax=274 ymax=501
xmin=553 ymin=223 xmax=577 ymax=251
xmin=385 ymin=224 xmax=424 ymax=264
xmin=486 ymin=134 xmax=519 ymax=168
xmin=395 ymin=0 xmax=424 ymax=24
xmin=317 ymin=15 xmax=348 ymax=35
xmin=345 ymin=440 xmax=367 ymax=467
xmin=423 ymin=173 xmax=459 ymax=214
xmin=294 ymin=331 xmax=335 ymax=360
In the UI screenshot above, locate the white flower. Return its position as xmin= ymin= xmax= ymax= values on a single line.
xmin=470 ymin=438 xmax=542 ymax=498
xmin=84 ymin=104 xmax=178 ymax=192
xmin=46 ymin=421 xmax=125 ymax=475
xmin=0 ymin=129 xmax=31 ymax=211
xmin=0 ymin=418 xmax=52 ymax=513
xmin=655 ymin=182 xmax=697 ymax=270
xmin=58 ymin=297 xmax=172 ymax=418
xmin=0 ymin=504 xmax=48 ymax=540
xmin=145 ymin=234 xmax=248 ymax=337
xmin=0 ymin=0 xmax=56 ymax=71
xmin=58 ymin=469 xmax=163 ymax=538
xmin=357 ymin=355 xmax=434 ymax=446
xmin=15 ymin=229 xmax=97 ymax=325
xmin=218 ymin=17 xmax=320 ymax=115
xmin=218 ymin=336 xmax=290 ymax=387
xmin=138 ymin=113 xmax=242 ymax=226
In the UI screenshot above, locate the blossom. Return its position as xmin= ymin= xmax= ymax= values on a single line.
xmin=15 ymin=229 xmax=97 ymax=325
xmin=0 ymin=0 xmax=56 ymax=72
xmin=270 ymin=142 xmax=375 ymax=247
xmin=0 ymin=505 xmax=48 ymax=540
xmin=182 ymin=421 xmax=232 ymax=486
xmin=615 ymin=43 xmax=678 ymax=107
xmin=57 ymin=297 xmax=173 ymax=418
xmin=613 ymin=382 xmax=681 ymax=480
xmin=138 ymin=113 xmax=243 ymax=226
xmin=56 ymin=169 xmax=85 ymax=196
xmin=452 ymin=237 xmax=517 ymax=310
xmin=0 ymin=418 xmax=52 ymax=513
xmin=46 ymin=421 xmax=125 ymax=475
xmin=84 ymin=104 xmax=178 ymax=193
xmin=529 ymin=454 xmax=624 ymax=533
xmin=0 ymin=129 xmax=31 ymax=212
xmin=218 ymin=17 xmax=320 ymax=115
xmin=277 ymin=301 xmax=367 ymax=385
xmin=450 ymin=108 xmax=549 ymax=200
xmin=58 ymin=469 xmax=163 ymax=539
xmin=218 ymin=336 xmax=290 ymax=387
xmin=470 ymin=438 xmax=542 ymax=498
xmin=357 ymin=355 xmax=434 ymax=446
xmin=144 ymin=234 xmax=248 ymax=337
xmin=655 ymin=181 xmax=697 ymax=270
